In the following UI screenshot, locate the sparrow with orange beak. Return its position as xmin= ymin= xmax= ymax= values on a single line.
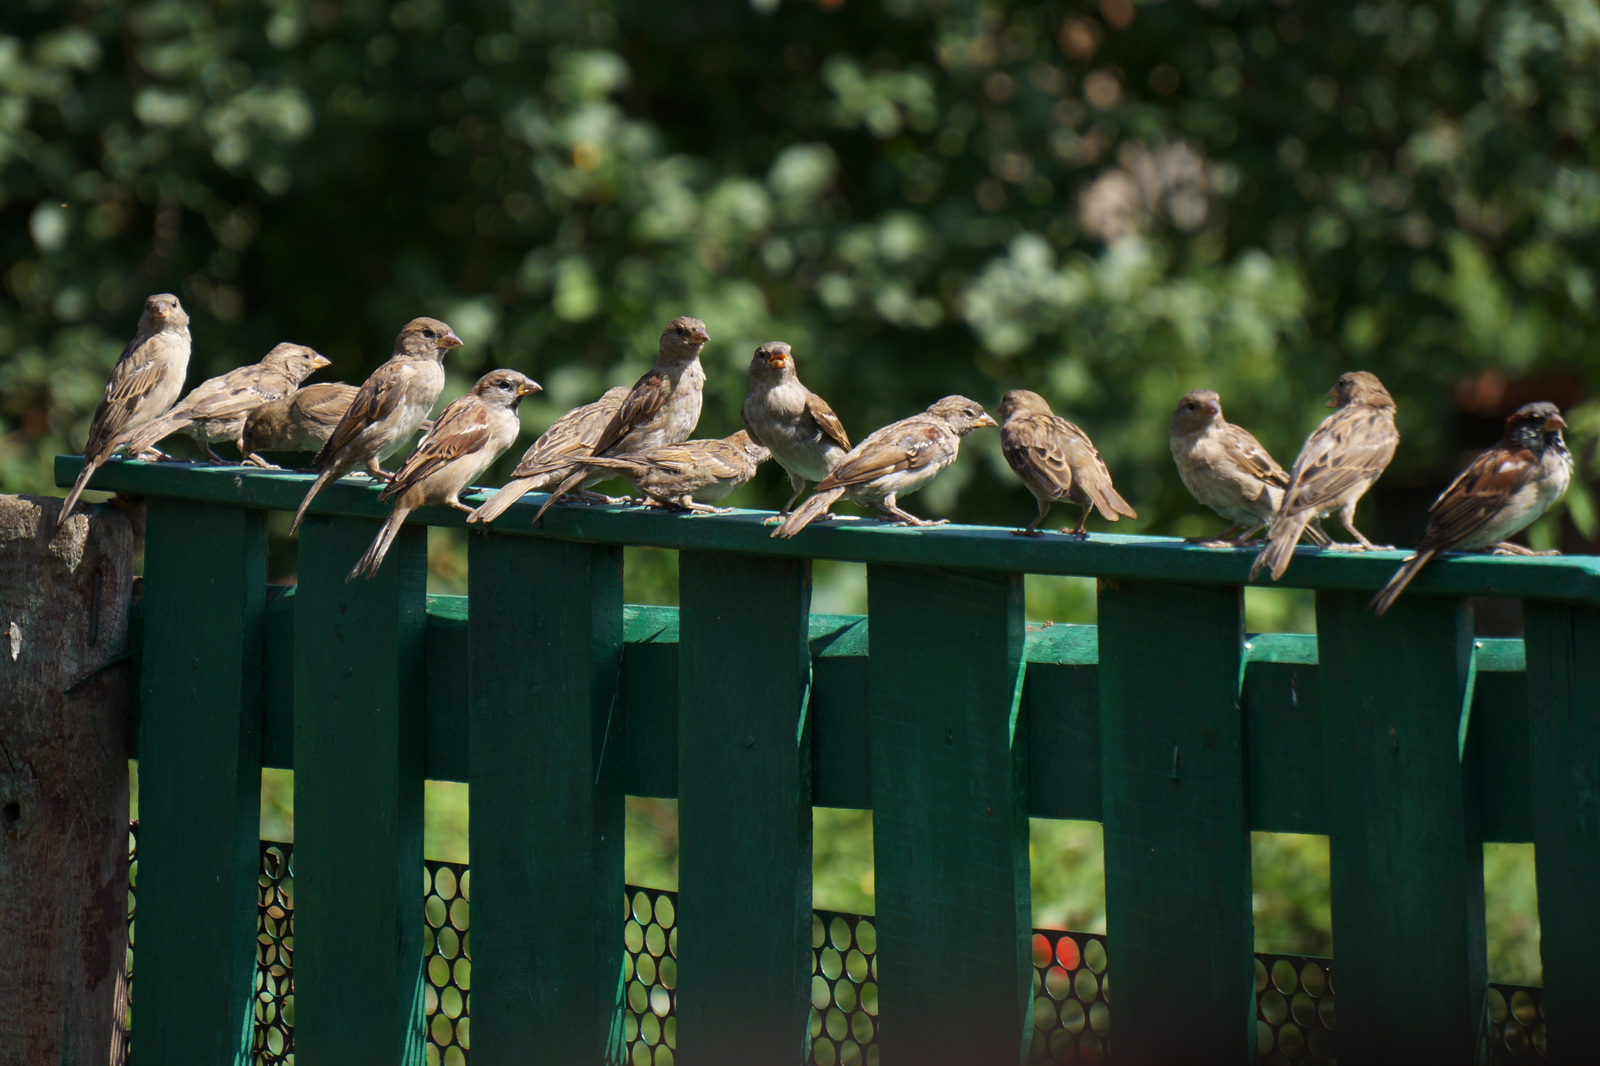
xmin=742 ymin=341 xmax=852 ymax=516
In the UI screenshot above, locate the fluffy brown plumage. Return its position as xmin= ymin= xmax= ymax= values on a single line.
xmin=580 ymin=430 xmax=770 ymax=513
xmin=121 ymin=343 xmax=330 ymax=461
xmin=465 ymin=386 xmax=633 ymax=524
xmin=741 ymin=341 xmax=851 ymax=515
xmin=772 ymin=395 xmax=996 ymax=538
xmin=241 ymin=383 xmax=361 ymax=466
xmin=1169 ymin=389 xmax=1333 ymax=548
xmin=59 ymin=293 xmax=193 ymax=529
xmin=291 ymin=317 xmax=462 ymax=534
xmin=348 ymin=370 xmax=540 ymax=580
xmin=1370 ymin=402 xmax=1570 ymax=615
xmin=1250 ymin=371 xmax=1399 ymax=582
xmin=998 ymin=389 xmax=1136 ymax=537
xmin=532 ymin=316 xmax=710 ymax=521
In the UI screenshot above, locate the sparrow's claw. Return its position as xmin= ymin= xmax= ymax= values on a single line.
xmin=1011 ymin=528 xmax=1045 ymax=537
xmin=1491 ymin=542 xmax=1561 ymax=557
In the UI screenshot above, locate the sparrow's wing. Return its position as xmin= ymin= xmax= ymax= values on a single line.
xmin=816 ymin=417 xmax=952 ymax=490
xmin=591 ymin=369 xmax=671 ymax=455
xmin=86 ymin=336 xmax=173 ymax=454
xmin=1052 ymin=416 xmax=1137 ymax=520
xmin=379 ymin=396 xmax=492 ymax=501
xmin=1219 ymin=422 xmax=1290 ymax=487
xmin=1418 ymin=444 xmax=1542 ymax=551
xmin=317 ymin=361 xmax=416 ymax=463
xmin=292 ymin=383 xmax=358 ymax=428
xmin=805 ymin=392 xmax=852 ymax=452
xmin=512 ymin=390 xmax=628 ymax=477
xmin=1001 ymin=413 xmax=1080 ymax=502
xmin=1282 ymin=406 xmax=1398 ymax=514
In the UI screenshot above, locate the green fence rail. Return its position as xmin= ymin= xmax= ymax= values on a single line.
xmin=59 ymin=455 xmax=1600 ymax=1065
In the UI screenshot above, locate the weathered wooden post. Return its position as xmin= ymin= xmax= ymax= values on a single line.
xmin=0 ymin=496 xmax=136 ymax=1065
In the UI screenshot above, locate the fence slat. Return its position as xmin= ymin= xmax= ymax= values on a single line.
xmin=1098 ymin=579 xmax=1254 ymax=1063
xmin=467 ymin=535 xmax=626 ymax=1065
xmin=135 ymin=499 xmax=265 ymax=1061
xmin=293 ymin=515 xmax=428 ymax=1065
xmin=1315 ymin=591 xmax=1483 ymax=1064
xmin=675 ymin=551 xmax=814 ymax=1064
xmin=867 ymin=564 xmax=1029 ymax=1063
xmin=1524 ymin=601 xmax=1600 ymax=1061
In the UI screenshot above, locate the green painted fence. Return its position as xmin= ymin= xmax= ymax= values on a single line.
xmin=59 ymin=455 xmax=1600 ymax=1065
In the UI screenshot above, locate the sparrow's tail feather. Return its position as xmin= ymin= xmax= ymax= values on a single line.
xmin=772 ymin=486 xmax=844 ymax=539
xmin=120 ymin=413 xmax=185 ymax=459
xmin=347 ymin=510 xmax=408 ymax=582
xmin=57 ymin=455 xmax=106 ymax=531
xmin=532 ymin=468 xmax=589 ymax=524
xmin=1369 ymin=548 xmax=1438 ymax=616
xmin=1088 ymin=482 xmax=1138 ymax=522
xmin=290 ymin=468 xmax=336 ymax=535
xmin=1250 ymin=511 xmax=1312 ymax=582
xmin=467 ymin=477 xmax=537 ymax=524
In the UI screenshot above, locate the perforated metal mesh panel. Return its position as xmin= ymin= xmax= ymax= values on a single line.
xmin=118 ymin=828 xmax=1552 ymax=1064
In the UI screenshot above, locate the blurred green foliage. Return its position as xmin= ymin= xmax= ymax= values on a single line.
xmin=42 ymin=0 xmax=1593 ymax=983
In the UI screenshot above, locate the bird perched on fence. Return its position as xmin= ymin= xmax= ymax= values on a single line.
xmin=119 ymin=343 xmax=330 ymax=462
xmin=741 ymin=341 xmax=851 ymax=516
xmin=1169 ymin=389 xmax=1329 ymax=548
xmin=347 ymin=370 xmax=540 ymax=580
xmin=58 ymin=293 xmax=192 ymax=529
xmin=465 ymin=386 xmax=633 ymax=525
xmin=531 ymin=316 xmax=710 ymax=522
xmin=772 ymin=395 xmax=996 ymax=538
xmin=580 ymin=430 xmax=770 ymax=513
xmin=1250 ymin=371 xmax=1399 ymax=582
xmin=998 ymin=389 xmax=1136 ymax=537
xmin=290 ymin=317 xmax=462 ymax=534
xmin=1370 ymin=402 xmax=1570 ymax=615
xmin=241 ymin=383 xmax=361 ymax=467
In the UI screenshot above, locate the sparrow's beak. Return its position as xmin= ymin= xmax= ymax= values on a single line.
xmin=1324 ymin=386 xmax=1339 ymax=409
xmin=1545 ymin=414 xmax=1568 ymax=432
xmin=767 ymin=351 xmax=790 ymax=369
xmin=312 ymin=354 xmax=333 ymax=370
xmin=689 ymin=327 xmax=709 ymax=345
xmin=517 ymin=381 xmax=543 ymax=397
xmin=975 ymin=412 xmax=999 ymax=428
xmin=151 ymin=306 xmax=169 ymax=319
xmin=440 ymin=331 xmax=464 ymax=349
xmin=1205 ymin=400 xmax=1221 ymax=419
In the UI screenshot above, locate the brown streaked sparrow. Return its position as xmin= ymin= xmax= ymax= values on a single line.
xmin=998 ymin=389 xmax=1137 ymax=537
xmin=465 ymin=386 xmax=633 ymax=525
xmin=241 ymin=383 xmax=361 ymax=467
xmin=741 ymin=341 xmax=852 ymax=515
xmin=1370 ymin=402 xmax=1570 ymax=615
xmin=581 ymin=430 xmax=769 ymax=513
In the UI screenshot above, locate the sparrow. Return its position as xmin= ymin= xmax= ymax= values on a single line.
xmin=347 ymin=370 xmax=541 ymax=581
xmin=531 ymin=316 xmax=710 ymax=522
xmin=580 ymin=430 xmax=770 ymax=513
xmin=741 ymin=341 xmax=851 ymax=514
xmin=465 ymin=386 xmax=633 ymax=525
xmin=58 ymin=293 xmax=192 ymax=528
xmin=290 ymin=317 xmax=462 ymax=534
xmin=1250 ymin=370 xmax=1399 ymax=582
xmin=1370 ymin=402 xmax=1570 ymax=615
xmin=771 ymin=395 xmax=997 ymax=538
xmin=997 ymin=389 xmax=1137 ymax=536
xmin=1169 ymin=389 xmax=1329 ymax=548
xmin=120 ymin=343 xmax=331 ymax=461
xmin=241 ymin=383 xmax=361 ymax=467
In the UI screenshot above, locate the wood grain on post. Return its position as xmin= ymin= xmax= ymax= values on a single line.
xmin=0 ymin=496 xmax=136 ymax=1066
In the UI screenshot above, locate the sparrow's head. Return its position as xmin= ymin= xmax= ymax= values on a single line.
xmin=1171 ymin=390 xmax=1223 ymax=434
xmin=750 ymin=341 xmax=794 ymax=381
xmin=396 ymin=317 xmax=464 ymax=360
xmin=140 ymin=293 xmax=189 ymax=332
xmin=1506 ymin=401 xmax=1567 ymax=451
xmin=263 ymin=343 xmax=333 ymax=384
xmin=996 ymin=389 xmax=1051 ymax=424
xmin=929 ymin=395 xmax=999 ymax=434
xmin=660 ymin=316 xmax=710 ymax=361
xmin=726 ymin=428 xmax=771 ymax=463
xmin=474 ymin=369 xmax=542 ymax=408
xmin=1327 ymin=370 xmax=1394 ymax=410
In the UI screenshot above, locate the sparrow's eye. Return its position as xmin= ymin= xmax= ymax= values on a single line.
xmin=423 ymin=328 xmax=436 ymax=339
